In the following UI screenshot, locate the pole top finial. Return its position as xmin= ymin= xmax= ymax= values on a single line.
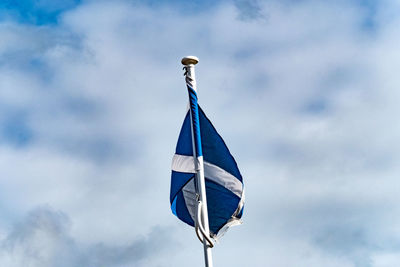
xmin=181 ymin=56 xmax=199 ymax=66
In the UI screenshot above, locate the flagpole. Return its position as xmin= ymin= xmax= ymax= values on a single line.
xmin=182 ymin=56 xmax=214 ymax=267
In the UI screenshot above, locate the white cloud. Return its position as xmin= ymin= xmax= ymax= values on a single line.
xmin=0 ymin=0 xmax=400 ymax=266
xmin=0 ymin=207 xmax=177 ymax=267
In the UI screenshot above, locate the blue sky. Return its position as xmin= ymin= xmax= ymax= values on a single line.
xmin=1 ymin=1 xmax=400 ymax=267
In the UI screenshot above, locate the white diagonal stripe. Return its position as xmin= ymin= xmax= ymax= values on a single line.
xmin=182 ymin=179 xmax=197 ymax=221
xmin=203 ymin=161 xmax=243 ymax=198
xmin=172 ymin=154 xmax=243 ymax=198
xmin=172 ymin=154 xmax=196 ymax=173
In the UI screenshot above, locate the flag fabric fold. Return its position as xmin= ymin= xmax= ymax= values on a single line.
xmin=170 ymin=106 xmax=244 ymax=239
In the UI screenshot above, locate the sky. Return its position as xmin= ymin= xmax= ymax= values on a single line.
xmin=0 ymin=0 xmax=400 ymax=266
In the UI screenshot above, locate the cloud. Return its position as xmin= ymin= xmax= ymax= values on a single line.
xmin=234 ymin=0 xmax=266 ymax=21
xmin=0 ymin=1 xmax=400 ymax=267
xmin=0 ymin=206 xmax=176 ymax=267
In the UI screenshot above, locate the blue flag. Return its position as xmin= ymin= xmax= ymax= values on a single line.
xmin=170 ymin=106 xmax=244 ymax=239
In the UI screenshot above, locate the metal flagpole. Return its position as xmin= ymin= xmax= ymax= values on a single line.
xmin=181 ymin=56 xmax=214 ymax=267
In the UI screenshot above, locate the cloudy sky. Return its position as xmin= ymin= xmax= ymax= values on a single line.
xmin=1 ymin=0 xmax=400 ymax=266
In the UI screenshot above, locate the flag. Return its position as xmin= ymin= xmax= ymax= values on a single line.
xmin=170 ymin=105 xmax=244 ymax=239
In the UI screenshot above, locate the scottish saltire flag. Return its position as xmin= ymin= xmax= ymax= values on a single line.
xmin=170 ymin=106 xmax=245 ymax=239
